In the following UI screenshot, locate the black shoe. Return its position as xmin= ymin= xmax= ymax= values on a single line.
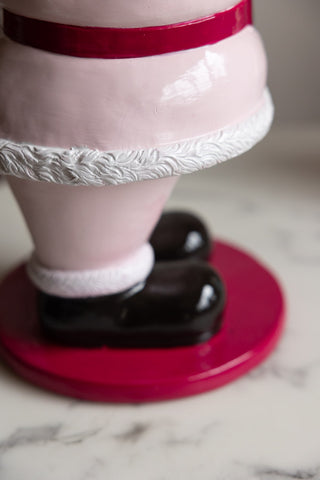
xmin=150 ymin=211 xmax=211 ymax=262
xmin=38 ymin=261 xmax=225 ymax=349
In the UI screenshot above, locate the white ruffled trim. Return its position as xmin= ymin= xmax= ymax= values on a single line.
xmin=27 ymin=243 xmax=154 ymax=298
xmin=0 ymin=89 xmax=273 ymax=187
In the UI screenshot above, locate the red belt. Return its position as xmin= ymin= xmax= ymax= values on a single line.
xmin=3 ymin=0 xmax=252 ymax=59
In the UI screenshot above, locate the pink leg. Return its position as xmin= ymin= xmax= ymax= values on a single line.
xmin=8 ymin=176 xmax=178 ymax=296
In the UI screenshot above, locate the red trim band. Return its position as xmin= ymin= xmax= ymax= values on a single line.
xmin=3 ymin=0 xmax=252 ymax=59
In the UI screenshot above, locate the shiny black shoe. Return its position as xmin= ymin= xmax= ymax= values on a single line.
xmin=38 ymin=261 xmax=226 ymax=349
xmin=150 ymin=211 xmax=211 ymax=262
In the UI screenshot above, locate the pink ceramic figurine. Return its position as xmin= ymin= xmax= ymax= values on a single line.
xmin=0 ymin=0 xmax=284 ymax=401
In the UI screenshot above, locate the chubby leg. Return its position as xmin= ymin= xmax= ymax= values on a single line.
xmin=8 ymin=176 xmax=178 ymax=296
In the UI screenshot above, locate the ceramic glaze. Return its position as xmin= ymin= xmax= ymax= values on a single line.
xmin=0 ymin=27 xmax=266 ymax=151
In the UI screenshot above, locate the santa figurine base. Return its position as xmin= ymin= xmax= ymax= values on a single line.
xmin=0 ymin=240 xmax=285 ymax=403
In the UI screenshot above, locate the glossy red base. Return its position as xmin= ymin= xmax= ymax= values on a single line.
xmin=0 ymin=241 xmax=285 ymax=402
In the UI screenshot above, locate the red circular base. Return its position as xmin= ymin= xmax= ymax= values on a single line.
xmin=0 ymin=241 xmax=285 ymax=402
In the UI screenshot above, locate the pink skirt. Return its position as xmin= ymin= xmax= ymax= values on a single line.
xmin=0 ymin=0 xmax=273 ymax=186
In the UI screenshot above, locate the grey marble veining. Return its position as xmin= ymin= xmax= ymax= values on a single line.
xmin=0 ymin=126 xmax=320 ymax=479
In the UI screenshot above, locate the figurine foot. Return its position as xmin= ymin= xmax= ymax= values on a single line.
xmin=0 ymin=240 xmax=285 ymax=402
xmin=38 ymin=261 xmax=225 ymax=349
xmin=150 ymin=211 xmax=211 ymax=261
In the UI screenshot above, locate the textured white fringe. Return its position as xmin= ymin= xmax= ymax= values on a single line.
xmin=0 ymin=89 xmax=273 ymax=187
xmin=27 ymin=243 xmax=154 ymax=298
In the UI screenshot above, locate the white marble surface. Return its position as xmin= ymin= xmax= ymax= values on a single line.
xmin=0 ymin=125 xmax=320 ymax=480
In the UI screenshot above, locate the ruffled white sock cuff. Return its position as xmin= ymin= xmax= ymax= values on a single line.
xmin=26 ymin=243 xmax=154 ymax=298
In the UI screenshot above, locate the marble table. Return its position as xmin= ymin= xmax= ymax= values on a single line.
xmin=0 ymin=125 xmax=319 ymax=480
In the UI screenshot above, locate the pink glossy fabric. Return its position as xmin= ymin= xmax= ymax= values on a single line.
xmin=0 ymin=27 xmax=267 ymax=151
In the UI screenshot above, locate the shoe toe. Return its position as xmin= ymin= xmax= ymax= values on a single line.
xmin=150 ymin=211 xmax=211 ymax=261
xmin=119 ymin=261 xmax=225 ymax=346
